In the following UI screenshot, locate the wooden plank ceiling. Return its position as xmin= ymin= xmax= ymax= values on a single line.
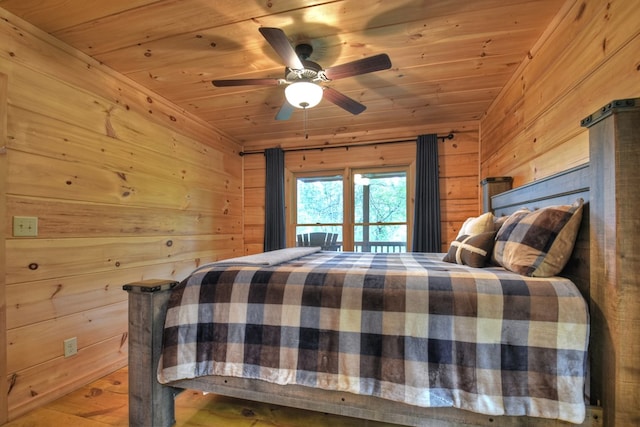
xmin=0 ymin=0 xmax=565 ymax=148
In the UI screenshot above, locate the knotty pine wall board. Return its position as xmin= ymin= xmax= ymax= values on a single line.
xmin=6 ymin=234 xmax=242 ymax=284
xmin=0 ymin=9 xmax=242 ymax=420
xmin=6 ymin=197 xmax=242 ymax=238
xmin=5 ymin=260 xmax=204 ymax=330
xmin=9 ymin=108 xmax=242 ymax=193
xmin=7 ymin=303 xmax=128 ymax=374
xmin=481 ymin=0 xmax=640 ymax=185
xmin=7 ymin=150 xmax=240 ymax=213
xmin=7 ymin=335 xmax=131 ymax=417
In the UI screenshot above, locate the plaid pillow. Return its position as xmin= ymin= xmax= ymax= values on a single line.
xmin=493 ymin=215 xmax=509 ymax=232
xmin=443 ymin=231 xmax=497 ymax=268
xmin=492 ymin=199 xmax=584 ymax=277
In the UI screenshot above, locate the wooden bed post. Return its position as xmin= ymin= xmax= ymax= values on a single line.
xmin=582 ymin=98 xmax=640 ymax=427
xmin=123 ymin=279 xmax=180 ymax=427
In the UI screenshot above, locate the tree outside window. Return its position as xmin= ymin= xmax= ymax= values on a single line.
xmin=294 ymin=168 xmax=407 ymax=252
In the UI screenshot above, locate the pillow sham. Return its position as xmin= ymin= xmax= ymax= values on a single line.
xmin=443 ymin=231 xmax=497 ymax=268
xmin=456 ymin=212 xmax=495 ymax=238
xmin=492 ymin=199 xmax=584 ymax=277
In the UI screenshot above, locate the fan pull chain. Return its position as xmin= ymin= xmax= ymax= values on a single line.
xmin=302 ymin=103 xmax=309 ymax=139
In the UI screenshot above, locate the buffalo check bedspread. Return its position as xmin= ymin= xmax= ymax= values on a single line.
xmin=158 ymin=249 xmax=589 ymax=424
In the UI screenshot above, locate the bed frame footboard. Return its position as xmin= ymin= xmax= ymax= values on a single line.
xmin=123 ymin=279 xmax=181 ymax=427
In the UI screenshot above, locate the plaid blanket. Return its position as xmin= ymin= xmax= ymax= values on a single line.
xmin=159 ymin=250 xmax=588 ymax=424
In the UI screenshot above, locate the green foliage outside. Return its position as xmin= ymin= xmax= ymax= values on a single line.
xmin=296 ymin=171 xmax=407 ymax=248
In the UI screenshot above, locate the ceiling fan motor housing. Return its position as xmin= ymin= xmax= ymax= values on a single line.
xmin=285 ymin=44 xmax=324 ymax=82
xmin=295 ymin=43 xmax=313 ymax=60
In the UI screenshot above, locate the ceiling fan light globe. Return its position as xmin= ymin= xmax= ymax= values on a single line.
xmin=285 ymin=82 xmax=323 ymax=109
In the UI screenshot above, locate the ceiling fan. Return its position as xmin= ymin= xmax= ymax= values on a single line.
xmin=211 ymin=27 xmax=392 ymax=120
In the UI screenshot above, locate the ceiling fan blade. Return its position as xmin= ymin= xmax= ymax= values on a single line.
xmin=275 ymin=101 xmax=294 ymax=120
xmin=212 ymin=78 xmax=281 ymax=87
xmin=259 ymin=27 xmax=304 ymax=70
xmin=323 ymin=87 xmax=366 ymax=115
xmin=323 ymin=53 xmax=392 ymax=80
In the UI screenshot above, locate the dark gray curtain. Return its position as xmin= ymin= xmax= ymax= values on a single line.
xmin=264 ymin=147 xmax=286 ymax=251
xmin=412 ymin=134 xmax=441 ymax=252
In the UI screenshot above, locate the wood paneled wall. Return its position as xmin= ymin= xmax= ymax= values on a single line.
xmin=243 ymin=125 xmax=480 ymax=255
xmin=480 ymin=1 xmax=640 ymax=426
xmin=1 ymin=72 xmax=9 ymax=425
xmin=480 ymin=0 xmax=640 ymax=185
xmin=0 ymin=9 xmax=243 ymax=421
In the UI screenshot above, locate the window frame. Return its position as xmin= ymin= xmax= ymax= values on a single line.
xmin=289 ymin=165 xmax=411 ymax=252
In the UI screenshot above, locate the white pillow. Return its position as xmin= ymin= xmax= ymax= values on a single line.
xmin=457 ymin=212 xmax=495 ymax=237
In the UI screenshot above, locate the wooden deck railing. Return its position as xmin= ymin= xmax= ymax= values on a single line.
xmin=354 ymin=241 xmax=406 ymax=253
xmin=297 ymin=240 xmax=407 ymax=252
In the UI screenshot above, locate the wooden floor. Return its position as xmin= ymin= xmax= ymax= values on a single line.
xmin=4 ymin=366 xmax=395 ymax=426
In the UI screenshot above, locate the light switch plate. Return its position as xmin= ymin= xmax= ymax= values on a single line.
xmin=13 ymin=216 xmax=38 ymax=237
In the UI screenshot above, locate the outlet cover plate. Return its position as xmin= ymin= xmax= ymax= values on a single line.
xmin=13 ymin=216 xmax=38 ymax=237
xmin=64 ymin=337 xmax=78 ymax=358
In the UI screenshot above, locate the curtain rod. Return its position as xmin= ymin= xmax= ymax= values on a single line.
xmin=238 ymin=133 xmax=454 ymax=156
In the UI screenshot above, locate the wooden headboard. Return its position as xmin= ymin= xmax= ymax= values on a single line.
xmin=490 ymin=163 xmax=589 ymax=216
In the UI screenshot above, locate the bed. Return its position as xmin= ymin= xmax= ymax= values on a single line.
xmin=124 ymin=163 xmax=603 ymax=427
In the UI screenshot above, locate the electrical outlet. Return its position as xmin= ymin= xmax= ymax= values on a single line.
xmin=13 ymin=216 xmax=38 ymax=237
xmin=64 ymin=337 xmax=78 ymax=358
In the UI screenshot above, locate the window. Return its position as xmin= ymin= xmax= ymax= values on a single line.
xmin=292 ymin=167 xmax=408 ymax=252
xmin=294 ymin=172 xmax=344 ymax=247
xmin=353 ymin=170 xmax=407 ymax=252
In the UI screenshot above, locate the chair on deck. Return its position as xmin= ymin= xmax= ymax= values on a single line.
xmin=297 ymin=232 xmax=341 ymax=251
